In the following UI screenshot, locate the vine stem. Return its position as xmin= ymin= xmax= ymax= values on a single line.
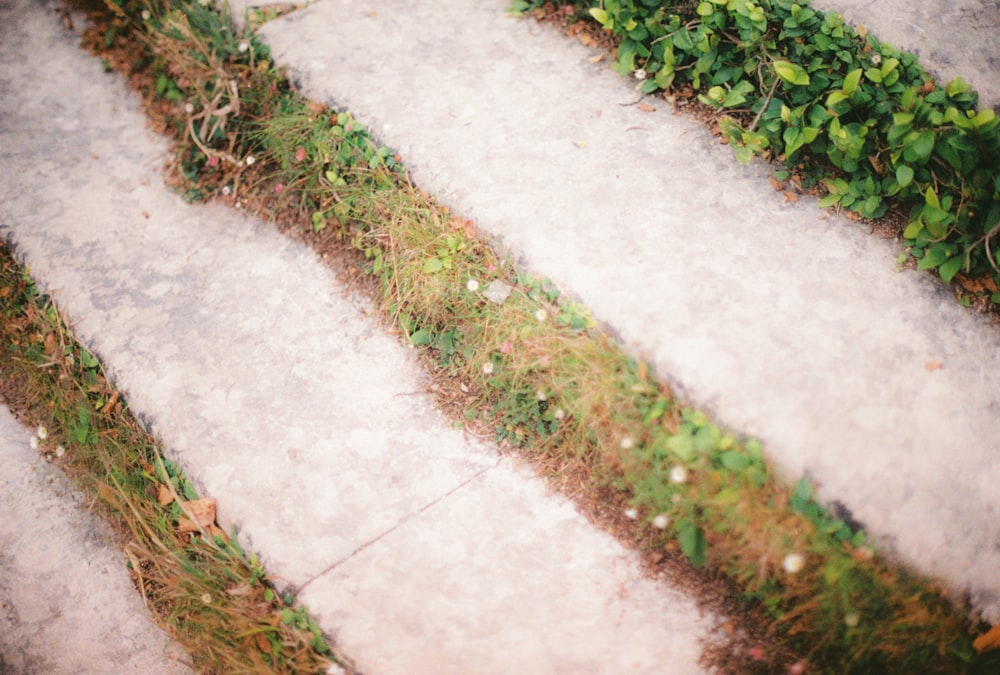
xmin=748 ymin=69 xmax=780 ymax=133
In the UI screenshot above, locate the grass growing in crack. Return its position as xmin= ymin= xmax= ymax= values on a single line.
xmin=69 ymin=0 xmax=1000 ymax=672
xmin=0 ymin=244 xmax=350 ymax=674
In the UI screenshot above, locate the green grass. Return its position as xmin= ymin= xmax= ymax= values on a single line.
xmin=44 ymin=0 xmax=1000 ymax=672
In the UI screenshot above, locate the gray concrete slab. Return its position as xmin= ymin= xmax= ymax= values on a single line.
xmin=258 ymin=0 xmax=1000 ymax=623
xmin=0 ymin=406 xmax=192 ymax=674
xmin=0 ymin=1 xmax=713 ymax=671
xmin=302 ymin=458 xmax=706 ymax=675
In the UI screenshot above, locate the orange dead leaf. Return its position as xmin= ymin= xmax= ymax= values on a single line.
xmin=254 ymin=632 xmax=271 ymax=654
xmin=587 ymin=54 xmax=604 ymax=63
xmin=924 ymin=359 xmax=943 ymax=372
xmin=638 ymin=103 xmax=656 ymax=113
xmin=769 ymin=177 xmax=785 ymax=191
xmin=956 ymin=274 xmax=1000 ymax=293
xmin=973 ymin=624 xmax=1000 ymax=653
xmin=157 ymin=484 xmax=174 ymax=506
xmin=176 ymin=498 xmax=217 ymax=533
xmin=783 ymin=191 xmax=798 ymax=204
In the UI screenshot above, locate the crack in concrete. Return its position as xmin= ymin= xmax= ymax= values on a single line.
xmin=291 ymin=456 xmax=502 ymax=597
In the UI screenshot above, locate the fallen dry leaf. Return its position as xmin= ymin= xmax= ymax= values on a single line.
xmin=783 ymin=191 xmax=799 ymax=203
xmin=638 ymin=103 xmax=656 ymax=113
xmin=157 ymin=484 xmax=174 ymax=506
xmin=587 ymin=53 xmax=604 ymax=63
xmin=974 ymin=624 xmax=1000 ymax=653
xmin=177 ymin=498 xmax=217 ymax=533
xmin=769 ymin=177 xmax=785 ymax=191
xmin=924 ymin=359 xmax=943 ymax=372
xmin=955 ymin=274 xmax=1000 ymax=294
xmin=254 ymin=632 xmax=271 ymax=654
xmin=573 ymin=140 xmax=588 ymax=148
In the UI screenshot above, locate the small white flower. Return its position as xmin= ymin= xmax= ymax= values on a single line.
xmin=29 ymin=436 xmax=39 ymax=450
xmin=36 ymin=425 xmax=48 ymax=440
xmin=245 ymin=155 xmax=256 ymax=166
xmin=624 ymin=508 xmax=639 ymax=520
xmin=55 ymin=445 xmax=66 ymax=458
xmin=238 ymin=40 xmax=250 ymax=54
xmin=201 ymin=593 xmax=212 ymax=603
xmin=782 ymin=552 xmax=806 ymax=574
xmin=553 ymin=408 xmax=565 ymax=420
xmin=482 ymin=361 xmax=494 ymax=375
xmin=670 ymin=465 xmax=688 ymax=484
xmin=184 ymin=102 xmax=194 ymax=114
xmin=620 ymin=436 xmax=634 ymax=450
xmin=222 ymin=185 xmax=231 ymax=196
xmin=535 ymin=309 xmax=547 ymax=322
xmin=466 ymin=278 xmax=479 ymax=292
xmin=652 ymin=513 xmax=671 ymax=529
xmin=634 ymin=68 xmax=647 ymax=80
xmin=141 ymin=9 xmax=151 ymax=21
xmin=843 ymin=612 xmax=860 ymax=628
xmin=871 ymin=53 xmax=882 ymax=66
xmin=536 ymin=390 xmax=547 ymax=402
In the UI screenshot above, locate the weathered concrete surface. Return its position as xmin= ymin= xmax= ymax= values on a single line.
xmin=258 ymin=0 xmax=1000 ymax=623
xmin=0 ymin=407 xmax=191 ymax=674
xmin=0 ymin=1 xmax=712 ymax=673
xmin=812 ymin=0 xmax=1000 ymax=109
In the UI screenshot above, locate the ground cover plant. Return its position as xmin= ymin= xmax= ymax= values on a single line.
xmin=512 ymin=0 xmax=1000 ymax=308
xmin=0 ymin=243 xmax=351 ymax=673
xmin=47 ymin=0 xmax=1000 ymax=672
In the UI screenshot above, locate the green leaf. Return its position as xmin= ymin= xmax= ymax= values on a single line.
xmin=719 ymin=451 xmax=750 ymax=471
xmin=938 ymin=254 xmax=964 ymax=283
xmin=902 ymin=219 xmax=923 ymax=239
xmin=917 ymin=243 xmax=951 ymax=270
xmin=666 ymin=434 xmax=696 ymax=461
xmin=773 ymin=60 xmax=810 ymax=86
xmin=409 ymin=329 xmax=432 ymax=346
xmin=973 ymin=108 xmax=996 ymax=128
xmin=677 ymin=520 xmax=707 ymax=568
xmin=895 ymin=164 xmax=915 ymax=188
xmin=842 ymin=67 xmax=863 ymax=95
xmin=696 ymin=2 xmax=714 ymax=17
xmin=588 ymin=7 xmax=610 ymax=26
xmin=945 ymin=77 xmax=971 ymax=97
xmin=903 ymin=130 xmax=935 ymax=164
xmin=924 ymin=186 xmax=941 ymax=210
xmin=422 ymin=257 xmax=443 ymax=273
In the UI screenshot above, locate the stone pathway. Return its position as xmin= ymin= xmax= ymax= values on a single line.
xmin=0 ymin=0 xmax=998 ymax=672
